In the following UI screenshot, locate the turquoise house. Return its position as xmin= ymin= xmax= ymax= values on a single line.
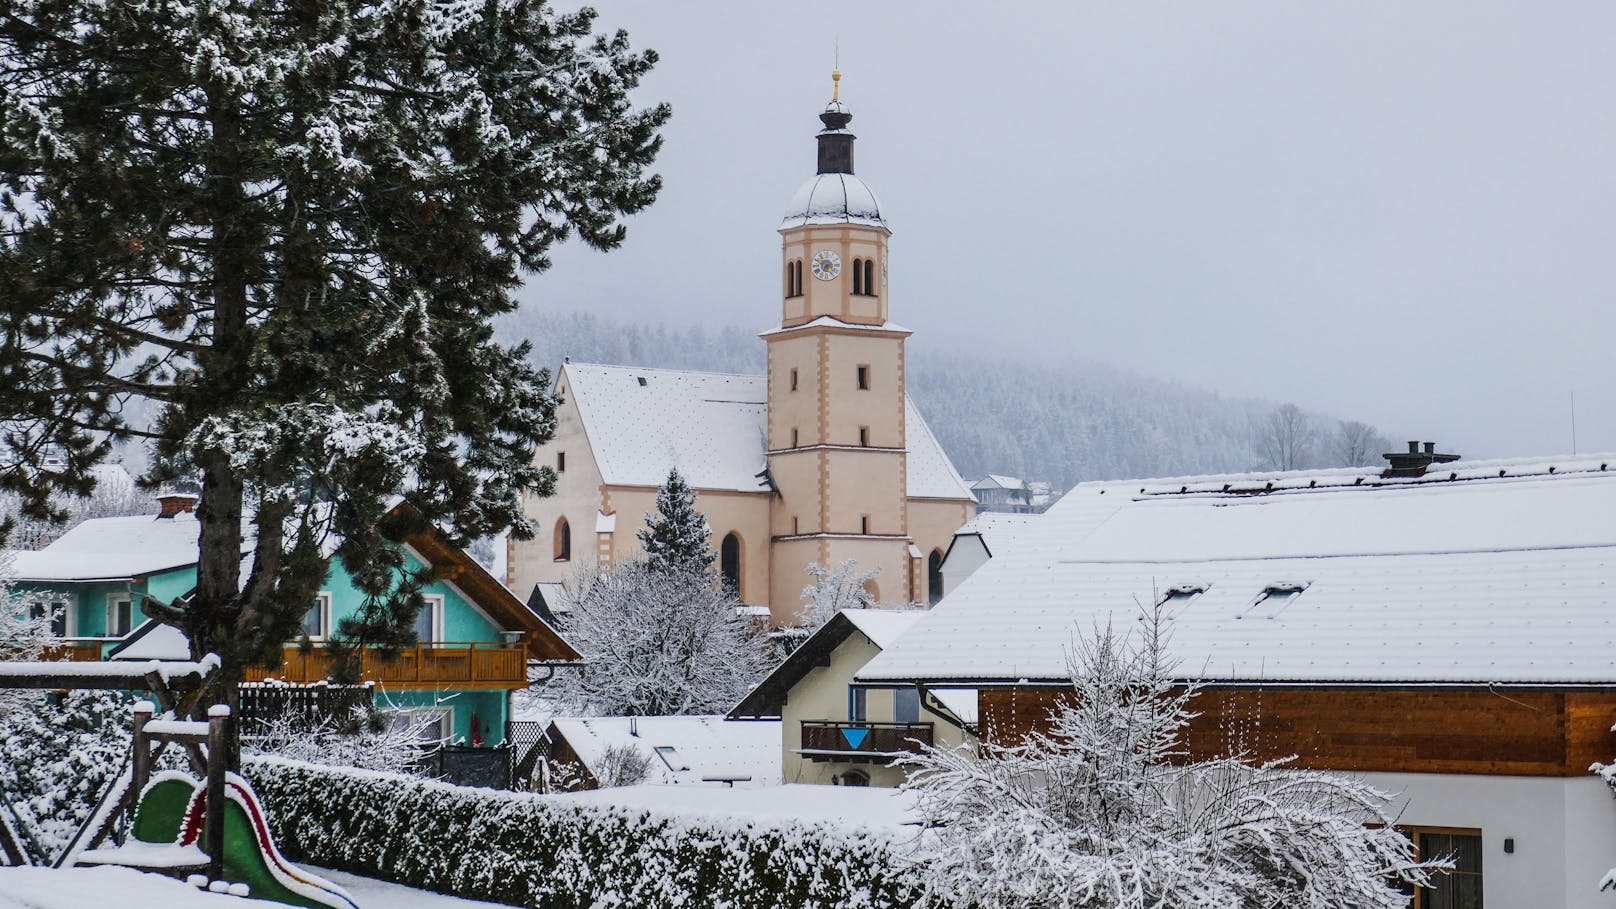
xmin=7 ymin=494 xmax=579 ymax=746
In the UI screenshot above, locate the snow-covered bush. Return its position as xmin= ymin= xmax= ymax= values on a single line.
xmin=905 ymin=611 xmax=1443 ymax=909
xmin=247 ymin=756 xmax=927 ymax=909
xmin=554 ymin=561 xmax=774 ymax=716
xmin=796 ymin=560 xmax=880 ymax=630
xmin=242 ymin=704 xmax=444 ymax=775
xmin=0 ymin=689 xmax=130 ymax=864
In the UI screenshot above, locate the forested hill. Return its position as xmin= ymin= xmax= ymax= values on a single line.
xmin=496 ymin=310 xmax=1387 ymax=486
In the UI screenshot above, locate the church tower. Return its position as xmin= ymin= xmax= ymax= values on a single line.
xmin=766 ymin=73 xmax=916 ymax=622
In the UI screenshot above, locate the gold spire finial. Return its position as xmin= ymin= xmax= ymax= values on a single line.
xmin=832 ymin=38 xmax=841 ymax=101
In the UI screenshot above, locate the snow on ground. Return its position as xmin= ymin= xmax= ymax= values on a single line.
xmin=556 ymin=782 xmax=921 ymax=830
xmin=0 ymin=865 xmax=507 ymax=909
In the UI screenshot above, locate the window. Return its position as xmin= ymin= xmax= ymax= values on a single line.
xmin=927 ymin=549 xmax=945 ymax=605
xmin=654 ymin=745 xmax=690 ymax=772
xmin=29 ymin=597 xmax=71 ymax=637
xmin=894 ymin=687 xmax=920 ymax=723
xmin=382 ymin=707 xmax=452 ymax=748
xmin=720 ymin=533 xmax=742 ymax=596
xmin=415 ymin=594 xmax=443 ymax=643
xmin=1404 ymin=828 xmax=1482 ymax=909
xmin=302 ymin=593 xmax=332 ymax=639
xmin=852 ymin=258 xmax=864 ymax=295
xmin=106 ymin=595 xmax=134 ymax=638
xmin=784 ymin=261 xmax=794 ymax=297
xmin=860 ymin=515 xmax=870 ymax=534
xmin=856 ymin=365 xmax=869 ymax=390
xmin=556 ymin=451 xmax=565 ymax=472
xmin=789 ymin=368 xmax=798 ymax=391
xmin=864 ymin=259 xmax=876 ymax=295
xmin=792 ymin=516 xmax=799 ymax=535
xmin=858 ymin=426 xmax=869 ymax=447
xmin=791 ymin=428 xmax=799 ymax=448
xmin=1158 ymin=584 xmax=1207 ymax=607
xmin=554 ymin=517 xmax=571 ymax=561
xmin=1247 ymin=582 xmax=1308 ymax=618
xmin=848 ymin=687 xmax=867 ymax=722
xmin=792 ymin=259 xmax=803 ymax=297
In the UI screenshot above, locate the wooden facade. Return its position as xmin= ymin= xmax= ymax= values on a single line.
xmin=242 ymin=641 xmax=529 ymax=690
xmin=979 ymin=685 xmax=1616 ymax=778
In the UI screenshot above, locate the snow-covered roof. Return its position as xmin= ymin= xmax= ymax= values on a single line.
xmin=731 ymin=608 xmax=924 ymax=720
xmin=862 ymin=453 xmax=1616 ymax=686
xmin=8 ymin=512 xmax=208 ymax=581
xmin=561 ymin=362 xmax=973 ymax=500
xmin=108 ymin=621 xmax=191 ymax=661
xmin=952 ymin=512 xmax=1041 ymax=558
xmin=757 ymin=317 xmax=911 ymax=337
xmin=548 ymin=715 xmax=781 ymax=787
xmin=842 ymin=609 xmax=924 ymax=650
xmin=973 ymin=474 xmax=1025 ymax=491
xmin=779 ymin=173 xmax=887 ymax=230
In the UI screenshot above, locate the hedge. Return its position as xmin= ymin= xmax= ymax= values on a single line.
xmin=245 ymin=756 xmax=929 ymax=909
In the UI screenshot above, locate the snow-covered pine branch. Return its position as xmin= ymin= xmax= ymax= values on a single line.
xmin=637 ymin=468 xmax=714 ymax=577
xmin=905 ymin=606 xmax=1446 ymax=909
xmin=242 ymin=703 xmax=444 ymax=775
xmin=553 ymin=561 xmax=773 ymax=717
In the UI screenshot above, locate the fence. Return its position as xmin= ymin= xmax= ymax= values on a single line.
xmin=237 ymin=682 xmax=375 ymax=737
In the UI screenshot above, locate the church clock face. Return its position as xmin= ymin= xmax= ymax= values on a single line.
xmin=810 ymin=249 xmax=842 ymax=281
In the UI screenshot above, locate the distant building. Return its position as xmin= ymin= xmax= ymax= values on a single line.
xmin=507 ymin=80 xmax=976 ymax=623
xmin=543 ymin=715 xmax=781 ymax=790
xmin=969 ymin=474 xmax=1062 ymax=514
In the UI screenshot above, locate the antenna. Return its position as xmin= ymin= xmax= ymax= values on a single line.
xmin=832 ymin=37 xmax=842 ymax=101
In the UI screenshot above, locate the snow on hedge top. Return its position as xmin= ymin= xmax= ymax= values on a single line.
xmin=863 ymin=453 xmax=1616 ymax=686
xmin=7 ymin=512 xmax=207 ymax=581
xmin=549 ymin=714 xmax=781 ymax=787
xmin=560 ymin=362 xmax=973 ymax=500
xmin=557 ymin=782 xmax=919 ymax=830
xmin=780 ymin=173 xmax=887 ymax=229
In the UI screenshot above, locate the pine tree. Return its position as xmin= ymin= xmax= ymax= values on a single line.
xmin=637 ymin=468 xmax=713 ymax=576
xmin=0 ymin=1 xmax=668 ymax=757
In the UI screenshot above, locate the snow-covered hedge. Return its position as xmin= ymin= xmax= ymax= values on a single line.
xmin=245 ymin=756 xmax=926 ymax=909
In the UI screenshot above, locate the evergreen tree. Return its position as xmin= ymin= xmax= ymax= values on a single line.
xmin=637 ymin=468 xmax=713 ymax=575
xmin=0 ymin=1 xmax=667 ymax=755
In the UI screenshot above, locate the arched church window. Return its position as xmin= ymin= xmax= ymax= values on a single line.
xmin=784 ymin=261 xmax=793 ymax=297
xmin=554 ymin=517 xmax=571 ymax=562
xmin=852 ymin=258 xmax=863 ymax=295
xmin=864 ymin=259 xmax=876 ymax=295
xmin=928 ymin=549 xmax=945 ymax=605
xmin=720 ymin=532 xmax=742 ymax=597
xmin=793 ymin=260 xmax=804 ymax=296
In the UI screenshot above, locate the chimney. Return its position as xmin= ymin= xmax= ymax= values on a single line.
xmin=157 ymin=493 xmax=199 ymax=519
xmin=1381 ymin=441 xmax=1460 ymax=478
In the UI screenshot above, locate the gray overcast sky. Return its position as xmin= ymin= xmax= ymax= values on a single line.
xmin=517 ymin=1 xmax=1616 ymax=459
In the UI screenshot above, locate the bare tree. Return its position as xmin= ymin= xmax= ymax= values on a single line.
xmin=1333 ymin=420 xmax=1390 ymax=468
xmin=1256 ymin=404 xmax=1314 ymax=471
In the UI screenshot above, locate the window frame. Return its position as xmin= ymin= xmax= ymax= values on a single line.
xmin=557 ymin=451 xmax=566 ymax=473
xmin=554 ymin=517 xmax=572 ymax=562
xmin=856 ymin=364 xmax=870 ymax=390
xmin=302 ymin=592 xmax=333 ymax=641
xmin=894 ymin=687 xmax=921 ymax=724
xmin=30 ymin=593 xmax=75 ymax=638
xmin=848 ymin=686 xmax=868 ymax=722
xmin=1400 ymin=826 xmax=1483 ymax=909
xmin=416 ymin=594 xmax=445 ymax=644
xmin=106 ymin=593 xmax=135 ymax=638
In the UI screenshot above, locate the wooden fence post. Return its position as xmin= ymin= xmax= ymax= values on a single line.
xmin=130 ymin=700 xmax=154 ymax=809
xmin=205 ymin=705 xmax=230 ymax=882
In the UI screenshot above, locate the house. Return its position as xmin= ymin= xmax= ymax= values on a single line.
xmin=969 ymin=475 xmax=1062 ymax=515
xmin=729 ymin=609 xmax=974 ymax=787
xmin=506 ymin=82 xmax=977 ymax=624
xmin=935 ymin=511 xmax=1040 ymax=599
xmin=8 ymin=495 xmax=579 ymax=745
xmin=860 ymin=448 xmax=1616 ymax=907
xmin=542 ymin=715 xmax=781 ymax=790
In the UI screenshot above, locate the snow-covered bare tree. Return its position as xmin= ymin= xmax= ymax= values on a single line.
xmin=906 ymin=610 xmax=1442 ymax=909
xmin=0 ymin=1 xmax=667 ymax=753
xmin=1333 ymin=420 xmax=1391 ymax=468
xmin=797 ymin=560 xmax=881 ymax=629
xmin=638 ymin=468 xmax=713 ymax=576
xmin=242 ymin=703 xmax=444 ymax=775
xmin=555 ymin=561 xmax=773 ymax=717
xmin=1256 ymin=403 xmax=1315 ymax=471
xmin=0 ymin=551 xmax=49 ymax=664
xmin=0 ymin=465 xmax=147 ymax=551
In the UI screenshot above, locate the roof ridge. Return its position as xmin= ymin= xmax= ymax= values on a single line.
xmin=564 ymin=361 xmax=763 ymax=382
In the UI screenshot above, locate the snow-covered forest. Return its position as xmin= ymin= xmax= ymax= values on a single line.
xmin=496 ymin=310 xmax=1397 ymax=485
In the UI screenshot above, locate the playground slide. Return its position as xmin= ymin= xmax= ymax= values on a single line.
xmin=122 ymin=772 xmax=357 ymax=909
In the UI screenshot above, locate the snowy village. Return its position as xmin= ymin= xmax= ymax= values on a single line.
xmin=1 ymin=3 xmax=1613 ymax=909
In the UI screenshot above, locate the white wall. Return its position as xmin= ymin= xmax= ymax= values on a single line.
xmin=1363 ymin=771 xmax=1616 ymax=909
xmin=939 ymin=535 xmax=990 ymax=598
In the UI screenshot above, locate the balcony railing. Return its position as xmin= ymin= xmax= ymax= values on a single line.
xmin=37 ymin=639 xmax=104 ymax=662
xmin=244 ymin=641 xmax=528 ymax=690
xmin=799 ymin=721 xmax=933 ymax=764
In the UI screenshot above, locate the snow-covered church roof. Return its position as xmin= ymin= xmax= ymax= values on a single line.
xmin=779 ymin=173 xmax=886 ymax=230
xmin=862 ymin=453 xmax=1616 ymax=687
xmin=560 ymin=362 xmax=974 ymax=500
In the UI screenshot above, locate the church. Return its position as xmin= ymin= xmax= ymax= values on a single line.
xmin=506 ymin=76 xmax=977 ymax=626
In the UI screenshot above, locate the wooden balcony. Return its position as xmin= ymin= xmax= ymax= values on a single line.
xmin=37 ymin=639 xmax=104 ymax=662
xmin=799 ymin=721 xmax=933 ymax=764
xmin=244 ymin=641 xmax=529 ymax=690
